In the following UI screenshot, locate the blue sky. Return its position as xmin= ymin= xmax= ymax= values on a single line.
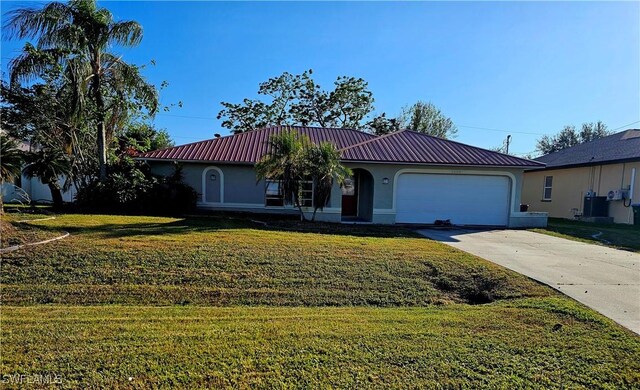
xmin=2 ymin=1 xmax=639 ymax=156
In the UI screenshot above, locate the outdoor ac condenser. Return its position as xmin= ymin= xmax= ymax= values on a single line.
xmin=606 ymin=190 xmax=626 ymax=201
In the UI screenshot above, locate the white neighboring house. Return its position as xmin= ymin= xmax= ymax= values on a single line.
xmin=1 ymin=139 xmax=76 ymax=205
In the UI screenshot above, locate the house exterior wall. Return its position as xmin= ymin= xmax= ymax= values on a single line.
xmin=149 ymin=161 xmax=539 ymax=227
xmin=1 ymin=175 xmax=76 ymax=204
xmin=522 ymin=161 xmax=640 ymax=224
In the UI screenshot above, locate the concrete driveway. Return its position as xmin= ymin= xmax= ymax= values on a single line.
xmin=417 ymin=229 xmax=640 ymax=334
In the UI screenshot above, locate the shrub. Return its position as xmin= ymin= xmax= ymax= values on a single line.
xmin=76 ymin=160 xmax=197 ymax=215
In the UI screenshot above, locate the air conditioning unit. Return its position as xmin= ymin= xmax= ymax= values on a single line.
xmin=606 ymin=190 xmax=626 ymax=201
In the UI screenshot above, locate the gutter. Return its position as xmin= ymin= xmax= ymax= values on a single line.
xmin=525 ymin=157 xmax=640 ymax=172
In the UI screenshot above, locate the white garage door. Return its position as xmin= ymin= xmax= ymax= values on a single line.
xmin=395 ymin=173 xmax=511 ymax=226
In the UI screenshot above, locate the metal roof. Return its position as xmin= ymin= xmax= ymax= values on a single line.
xmin=534 ymin=129 xmax=640 ymax=168
xmin=340 ymin=130 xmax=544 ymax=167
xmin=139 ymin=125 xmax=376 ymax=163
xmin=139 ymin=126 xmax=544 ymax=167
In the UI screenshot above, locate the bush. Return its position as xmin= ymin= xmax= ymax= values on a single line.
xmin=76 ymin=160 xmax=197 ymax=215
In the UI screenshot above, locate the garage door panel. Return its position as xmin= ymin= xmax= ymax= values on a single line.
xmin=395 ymin=174 xmax=510 ymax=226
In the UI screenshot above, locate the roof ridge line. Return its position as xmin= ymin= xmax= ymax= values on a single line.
xmin=338 ymin=129 xmax=408 ymax=152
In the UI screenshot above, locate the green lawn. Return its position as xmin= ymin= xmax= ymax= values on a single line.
xmin=532 ymin=217 xmax=640 ymax=252
xmin=1 ymin=214 xmax=639 ymax=388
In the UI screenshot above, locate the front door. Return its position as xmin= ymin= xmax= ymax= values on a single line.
xmin=341 ymin=176 xmax=358 ymax=217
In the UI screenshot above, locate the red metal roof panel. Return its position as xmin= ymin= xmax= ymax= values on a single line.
xmin=339 ymin=130 xmax=544 ymax=167
xmin=139 ymin=126 xmax=543 ymax=167
xmin=138 ymin=125 xmax=376 ymax=163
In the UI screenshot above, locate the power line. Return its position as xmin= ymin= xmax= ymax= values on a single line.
xmin=457 ymin=125 xmax=546 ymax=136
xmin=611 ymin=120 xmax=640 ymax=131
xmin=157 ymin=113 xmax=217 ymax=121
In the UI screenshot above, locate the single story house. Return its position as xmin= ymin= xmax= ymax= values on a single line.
xmin=0 ymin=138 xmax=76 ymax=205
xmin=522 ymin=129 xmax=640 ymax=224
xmin=139 ymin=125 xmax=547 ymax=227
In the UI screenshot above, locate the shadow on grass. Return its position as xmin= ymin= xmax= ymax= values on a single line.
xmin=27 ymin=213 xmax=421 ymax=240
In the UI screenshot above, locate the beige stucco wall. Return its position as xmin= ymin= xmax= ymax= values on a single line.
xmin=522 ymin=161 xmax=640 ymax=224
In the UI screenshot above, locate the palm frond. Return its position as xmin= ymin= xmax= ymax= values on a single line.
xmin=108 ymin=21 xmax=143 ymax=47
xmin=0 ymin=135 xmax=24 ymax=181
xmin=105 ymin=56 xmax=158 ymax=114
xmin=3 ymin=2 xmax=73 ymax=41
xmin=8 ymin=43 xmax=65 ymax=85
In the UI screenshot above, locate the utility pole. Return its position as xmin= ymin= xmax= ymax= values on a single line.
xmin=505 ymin=135 xmax=512 ymax=154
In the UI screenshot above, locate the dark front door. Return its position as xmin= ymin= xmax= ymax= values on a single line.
xmin=341 ymin=177 xmax=358 ymax=217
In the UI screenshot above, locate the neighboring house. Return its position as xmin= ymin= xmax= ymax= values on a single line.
xmin=0 ymin=139 xmax=76 ymax=205
xmin=138 ymin=125 xmax=547 ymax=227
xmin=1 ymin=175 xmax=76 ymax=204
xmin=522 ymin=129 xmax=640 ymax=224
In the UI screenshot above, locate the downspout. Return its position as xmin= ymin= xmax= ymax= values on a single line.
xmin=627 ymin=168 xmax=636 ymax=223
xmin=630 ymin=168 xmax=636 ymax=202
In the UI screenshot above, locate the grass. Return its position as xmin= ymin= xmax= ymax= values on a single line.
xmin=1 ymin=214 xmax=549 ymax=306
xmin=2 ymin=300 xmax=639 ymax=389
xmin=0 ymin=213 xmax=62 ymax=249
xmin=1 ymin=214 xmax=639 ymax=388
xmin=532 ymin=218 xmax=640 ymax=252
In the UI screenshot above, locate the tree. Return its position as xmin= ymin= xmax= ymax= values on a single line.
xmin=255 ymin=130 xmax=352 ymax=222
xmin=255 ymin=130 xmax=309 ymax=220
xmin=5 ymin=0 xmax=158 ymax=181
xmin=0 ymin=134 xmax=24 ymax=213
xmin=536 ymin=121 xmax=610 ymax=155
xmin=1 ymin=71 xmax=97 ymax=192
xmin=305 ymin=142 xmax=352 ymax=221
xmin=580 ymin=121 xmax=610 ymax=143
xmin=398 ymin=101 xmax=457 ymax=138
xmin=217 ymin=70 xmax=375 ymax=133
xmin=22 ymin=148 xmax=72 ymax=209
xmin=366 ymin=113 xmax=401 ymax=136
xmin=117 ymin=122 xmax=174 ymax=156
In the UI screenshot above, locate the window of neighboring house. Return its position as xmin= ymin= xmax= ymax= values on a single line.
xmin=543 ymin=176 xmax=553 ymax=200
xmin=264 ymin=179 xmax=314 ymax=207
xmin=265 ymin=180 xmax=284 ymax=207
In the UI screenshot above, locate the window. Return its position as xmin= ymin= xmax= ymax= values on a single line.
xmin=299 ymin=180 xmax=313 ymax=208
xmin=543 ymin=176 xmax=553 ymax=200
xmin=342 ymin=177 xmax=355 ymax=196
xmin=265 ymin=179 xmax=314 ymax=207
xmin=265 ymin=180 xmax=284 ymax=206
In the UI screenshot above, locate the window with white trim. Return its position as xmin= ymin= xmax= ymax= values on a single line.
xmin=543 ymin=176 xmax=553 ymax=200
xmin=264 ymin=179 xmax=313 ymax=207
xmin=299 ymin=180 xmax=313 ymax=208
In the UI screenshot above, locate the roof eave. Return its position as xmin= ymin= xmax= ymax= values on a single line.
xmin=527 ymin=156 xmax=640 ymax=172
xmin=340 ymin=159 xmax=544 ymax=169
xmin=135 ymin=157 xmax=256 ymax=165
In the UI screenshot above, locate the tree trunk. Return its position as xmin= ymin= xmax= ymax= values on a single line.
xmin=92 ymin=55 xmax=107 ymax=182
xmin=294 ymin=197 xmax=307 ymax=222
xmin=47 ymin=182 xmax=64 ymax=210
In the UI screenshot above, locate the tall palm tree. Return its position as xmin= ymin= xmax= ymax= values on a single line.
xmin=305 ymin=142 xmax=352 ymax=221
xmin=22 ymin=149 xmax=71 ymax=209
xmin=0 ymin=134 xmax=25 ymax=214
xmin=5 ymin=0 xmax=158 ymax=181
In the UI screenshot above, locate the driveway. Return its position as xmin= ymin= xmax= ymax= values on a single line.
xmin=417 ymin=229 xmax=640 ymax=334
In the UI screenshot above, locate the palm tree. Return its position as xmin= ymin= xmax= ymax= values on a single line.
xmin=0 ymin=134 xmax=24 ymax=214
xmin=5 ymin=0 xmax=158 ymax=181
xmin=23 ymin=149 xmax=71 ymax=209
xmin=305 ymin=142 xmax=352 ymax=221
xmin=255 ymin=130 xmax=310 ymax=220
